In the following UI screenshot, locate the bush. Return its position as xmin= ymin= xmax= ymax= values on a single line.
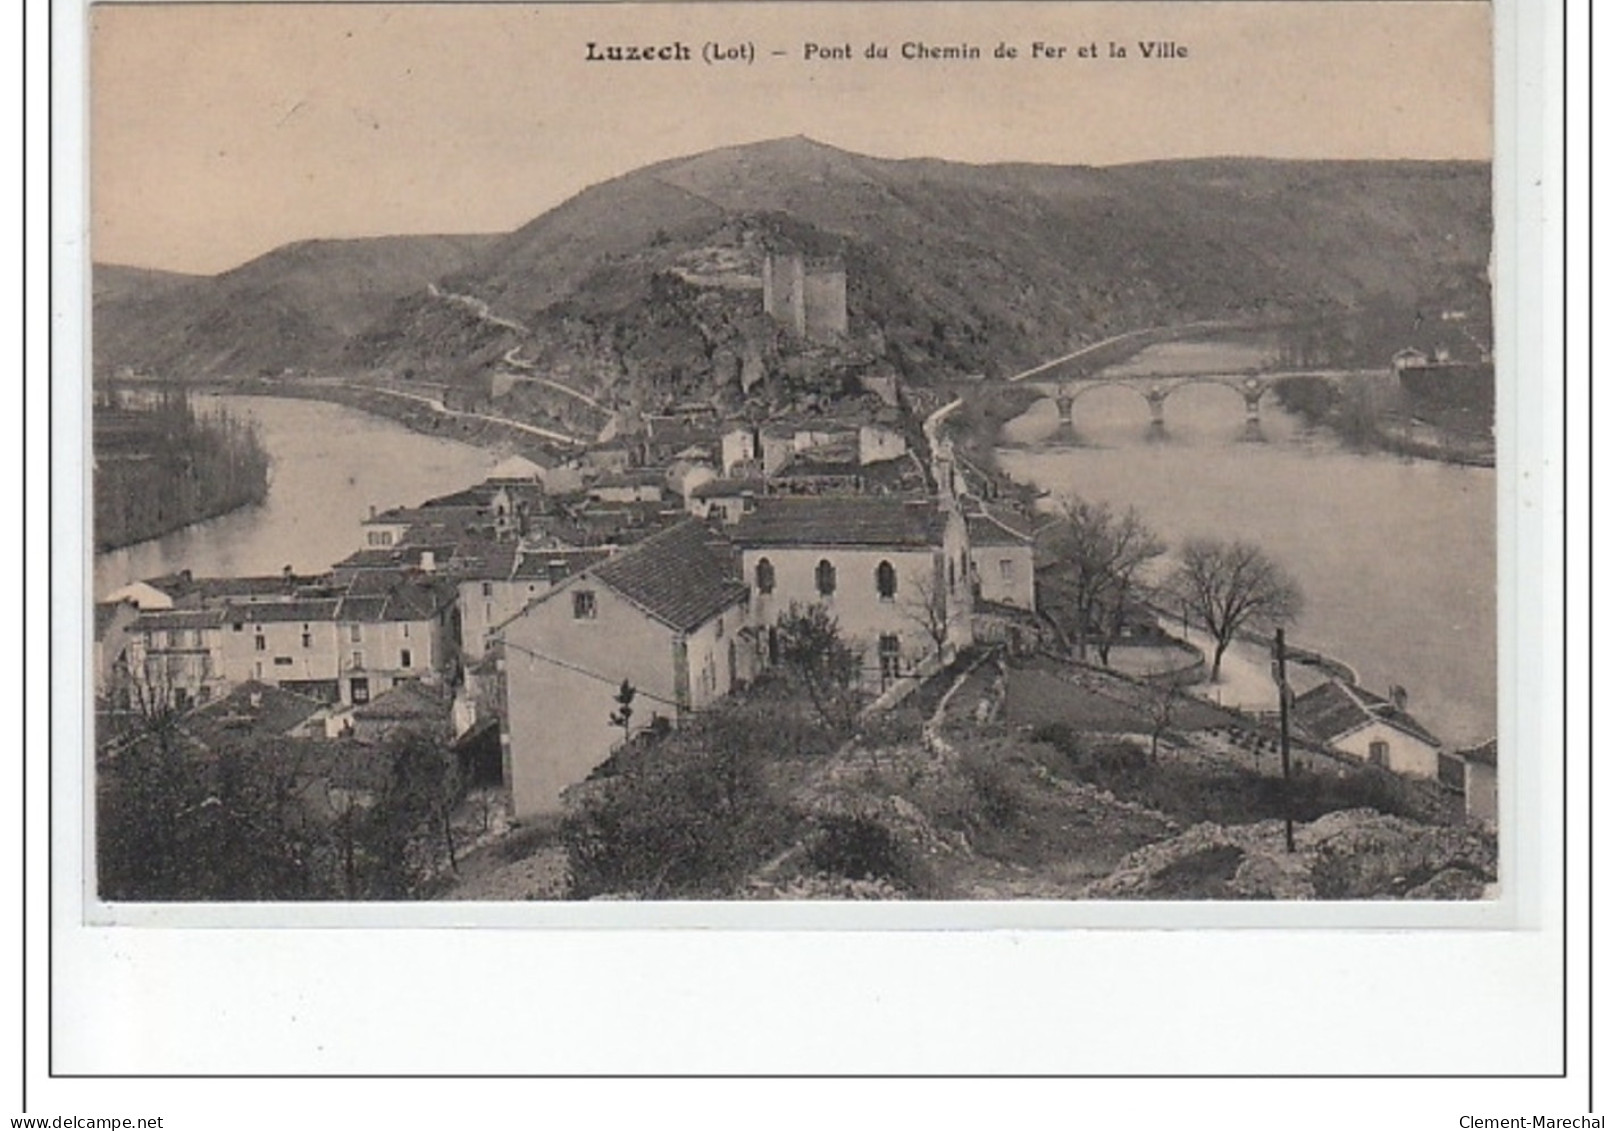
xmin=562 ymin=702 xmax=806 ymax=898
xmin=807 ymin=815 xmax=910 ymax=884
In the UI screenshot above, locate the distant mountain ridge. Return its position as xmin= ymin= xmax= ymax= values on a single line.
xmin=93 ymin=138 xmax=1491 ymax=403
xmin=93 ymin=233 xmax=501 ymax=379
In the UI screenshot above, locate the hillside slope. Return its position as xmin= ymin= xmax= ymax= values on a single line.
xmin=92 ymin=233 xmax=500 ymax=379
xmin=95 ymin=139 xmax=1491 ymax=404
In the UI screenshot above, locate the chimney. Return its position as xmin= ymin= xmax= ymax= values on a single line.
xmin=1389 ymin=685 xmax=1408 ymax=712
xmin=368 ymin=504 xmax=378 ymax=520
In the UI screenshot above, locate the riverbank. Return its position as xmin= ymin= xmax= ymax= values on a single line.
xmin=93 ymin=393 xmax=271 ymax=553
xmin=94 ymin=395 xmax=498 ymax=596
xmin=1267 ymin=377 xmax=1495 ymax=469
xmin=221 ymin=377 xmax=582 ymax=465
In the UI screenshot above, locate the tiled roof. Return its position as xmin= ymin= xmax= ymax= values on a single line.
xmin=351 ymin=681 xmax=447 ymax=722
xmin=333 ymin=548 xmax=415 ymax=571
xmin=592 ymin=471 xmax=665 ymax=490
xmin=450 ymin=544 xmax=521 ymax=581
xmin=194 ymin=574 xmax=330 ymax=600
xmin=225 ymin=599 xmax=342 ymax=624
xmin=588 ymin=521 xmax=748 ymax=632
xmin=511 ymin=548 xmax=611 ymax=581
xmin=1291 ymin=680 xmax=1443 ymax=749
xmin=689 ymin=477 xmax=767 ymax=499
xmin=185 ymin=681 xmax=327 ymax=739
xmin=965 ymin=503 xmax=1034 ymax=546
xmin=338 ymin=573 xmax=454 ymax=622
xmin=367 ymin=505 xmax=484 ymax=526
xmin=732 ymin=497 xmax=947 ymax=548
xmin=135 ymin=608 xmax=227 ymax=631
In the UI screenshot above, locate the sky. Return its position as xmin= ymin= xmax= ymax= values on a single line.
xmin=88 ymin=1 xmax=1493 ymax=275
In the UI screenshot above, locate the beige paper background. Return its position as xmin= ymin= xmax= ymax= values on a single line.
xmin=92 ymin=1 xmax=1491 ymax=274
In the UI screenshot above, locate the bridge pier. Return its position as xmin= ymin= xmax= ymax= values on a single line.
xmin=1241 ymin=380 xmax=1265 ymax=443
xmin=1145 ymin=387 xmax=1168 ymax=441
xmin=1054 ymin=392 xmax=1075 ymax=433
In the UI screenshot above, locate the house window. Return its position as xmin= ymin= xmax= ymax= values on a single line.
xmin=143 ymin=631 xmax=154 ymax=650
xmin=350 ymin=678 xmax=370 ymax=704
xmin=231 ymin=622 xmax=243 ymax=633
xmin=400 ymin=648 xmax=413 ymax=669
xmin=301 ymin=631 xmax=313 ymax=649
xmin=948 ymin=559 xmax=956 ymax=593
xmin=876 ymin=560 xmax=897 ymax=601
xmin=349 ymin=625 xmax=362 ymax=643
xmin=715 ymin=617 xmax=724 ymax=640
xmin=816 ymin=559 xmax=837 ymax=597
xmin=999 ymin=559 xmax=1016 ymax=580
xmin=254 ymin=633 xmax=266 ymax=652
xmin=755 ymin=558 xmax=775 ymax=595
xmin=402 ymin=623 xmax=410 ymax=638
xmin=191 ymin=629 xmax=205 ymax=647
xmin=254 ymin=661 xmax=263 ymax=679
xmin=481 ymin=581 xmax=494 ymax=598
xmin=351 ymin=651 xmax=363 ymax=670
xmin=273 ymin=656 xmax=293 ymax=667
xmin=1368 ymin=740 xmax=1391 ymax=768
xmin=573 ymin=590 xmax=598 ymax=619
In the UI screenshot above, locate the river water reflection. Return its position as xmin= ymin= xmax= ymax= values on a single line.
xmin=93 ymin=396 xmax=498 ymax=598
xmin=997 ymin=381 xmax=1495 ymax=747
xmin=93 ymin=389 xmax=1495 ymax=746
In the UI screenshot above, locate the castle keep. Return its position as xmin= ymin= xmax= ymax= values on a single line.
xmin=762 ymin=252 xmax=848 ymax=341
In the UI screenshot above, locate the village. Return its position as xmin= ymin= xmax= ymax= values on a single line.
xmin=92 ymin=250 xmax=1499 ymax=902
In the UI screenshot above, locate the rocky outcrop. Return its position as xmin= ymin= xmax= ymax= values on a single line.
xmin=1082 ymin=808 xmax=1496 ymax=900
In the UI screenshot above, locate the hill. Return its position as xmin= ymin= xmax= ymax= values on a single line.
xmin=94 ymin=139 xmax=1491 ymax=409
xmin=92 ymin=233 xmax=500 ymax=380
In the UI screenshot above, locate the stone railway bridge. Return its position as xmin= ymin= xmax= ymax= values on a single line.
xmin=1010 ymin=368 xmax=1387 ymax=438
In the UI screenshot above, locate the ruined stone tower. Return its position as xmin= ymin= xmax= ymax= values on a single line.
xmin=762 ymin=252 xmax=847 ymax=341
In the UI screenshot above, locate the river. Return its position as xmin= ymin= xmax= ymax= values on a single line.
xmin=997 ymin=345 xmax=1496 ymax=748
xmin=93 ymin=395 xmax=499 ymax=598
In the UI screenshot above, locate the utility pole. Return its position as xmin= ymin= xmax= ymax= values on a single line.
xmin=1274 ymin=628 xmax=1295 ymax=853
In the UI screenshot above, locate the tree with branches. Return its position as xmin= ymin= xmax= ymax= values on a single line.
xmin=899 ymin=566 xmax=954 ymax=665
xmin=1037 ymin=497 xmax=1166 ymax=665
xmin=773 ymin=603 xmax=865 ymax=736
xmin=1170 ymin=538 xmax=1303 ymax=682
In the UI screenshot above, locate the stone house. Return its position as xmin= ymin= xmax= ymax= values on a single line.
xmin=963 ymin=503 xmax=1037 ymax=612
xmin=731 ymin=496 xmax=972 ymax=691
xmin=500 ymin=521 xmax=753 ymax=818
xmin=1290 ymin=680 xmax=1444 ymax=779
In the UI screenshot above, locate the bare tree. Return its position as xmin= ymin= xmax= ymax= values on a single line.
xmin=1170 ymin=538 xmax=1303 ymax=682
xmin=1145 ymin=681 xmax=1178 ymax=763
xmin=1037 ymin=497 xmax=1165 ymax=664
xmin=899 ymin=566 xmax=953 ymax=664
